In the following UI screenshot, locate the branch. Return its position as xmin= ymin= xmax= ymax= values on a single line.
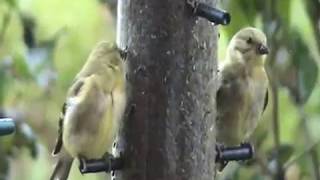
xmin=267 ymin=69 xmax=284 ymax=180
xmin=297 ymin=105 xmax=320 ymax=180
xmin=284 ymin=136 xmax=320 ymax=169
xmin=263 ymin=0 xmax=284 ymax=178
xmin=255 ymin=151 xmax=273 ymax=176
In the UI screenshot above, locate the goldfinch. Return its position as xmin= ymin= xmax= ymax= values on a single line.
xmin=50 ymin=42 xmax=127 ymax=180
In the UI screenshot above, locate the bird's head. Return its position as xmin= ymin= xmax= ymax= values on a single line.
xmin=227 ymin=27 xmax=269 ymax=65
xmin=95 ymin=42 xmax=126 ymax=88
xmin=91 ymin=41 xmax=125 ymax=70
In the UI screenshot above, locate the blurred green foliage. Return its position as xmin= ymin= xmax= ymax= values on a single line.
xmin=0 ymin=0 xmax=319 ymax=179
xmin=0 ymin=0 xmax=115 ymax=179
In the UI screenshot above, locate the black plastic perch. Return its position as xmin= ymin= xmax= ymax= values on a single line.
xmin=187 ymin=0 xmax=231 ymax=25
xmin=216 ymin=143 xmax=254 ymax=163
xmin=79 ymin=157 xmax=123 ymax=174
xmin=0 ymin=118 xmax=15 ymax=136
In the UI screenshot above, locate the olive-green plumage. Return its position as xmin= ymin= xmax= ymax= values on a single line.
xmin=216 ymin=27 xmax=269 ymax=146
xmin=50 ymin=42 xmax=127 ymax=180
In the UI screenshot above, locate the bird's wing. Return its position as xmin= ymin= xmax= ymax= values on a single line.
xmin=66 ymin=74 xmax=111 ymax=136
xmin=51 ymin=102 xmax=66 ymax=155
xmin=244 ymin=84 xmax=268 ymax=140
xmin=216 ymin=64 xmax=249 ymax=145
xmin=51 ymin=79 xmax=85 ymax=155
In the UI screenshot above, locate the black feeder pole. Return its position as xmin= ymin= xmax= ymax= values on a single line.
xmin=187 ymin=0 xmax=231 ymax=25
xmin=80 ymin=0 xmax=231 ymax=175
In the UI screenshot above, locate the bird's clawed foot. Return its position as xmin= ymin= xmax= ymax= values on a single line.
xmin=215 ymin=143 xmax=229 ymax=171
xmin=118 ymin=46 xmax=128 ymax=60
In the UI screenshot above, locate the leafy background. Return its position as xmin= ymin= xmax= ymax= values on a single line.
xmin=218 ymin=0 xmax=320 ymax=179
xmin=0 ymin=0 xmax=319 ymax=179
xmin=0 ymin=0 xmax=114 ymax=179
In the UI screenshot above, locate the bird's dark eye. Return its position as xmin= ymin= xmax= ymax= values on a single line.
xmin=246 ymin=37 xmax=253 ymax=44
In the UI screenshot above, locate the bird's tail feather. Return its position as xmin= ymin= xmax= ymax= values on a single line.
xmin=50 ymin=153 xmax=73 ymax=180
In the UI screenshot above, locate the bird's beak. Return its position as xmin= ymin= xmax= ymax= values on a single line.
xmin=257 ymin=44 xmax=269 ymax=55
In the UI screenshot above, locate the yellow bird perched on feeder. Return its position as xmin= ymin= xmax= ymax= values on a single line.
xmin=50 ymin=42 xmax=127 ymax=180
xmin=216 ymin=27 xmax=269 ymax=169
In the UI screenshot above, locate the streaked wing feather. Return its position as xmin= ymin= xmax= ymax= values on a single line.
xmin=52 ymin=79 xmax=85 ymax=155
xmin=263 ymin=90 xmax=268 ymax=113
xmin=52 ymin=103 xmax=67 ymax=155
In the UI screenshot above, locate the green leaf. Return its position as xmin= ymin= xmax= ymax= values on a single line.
xmin=0 ymin=71 xmax=7 ymax=105
xmin=224 ymin=0 xmax=257 ymax=39
xmin=276 ymin=0 xmax=291 ymax=27
xmin=268 ymin=144 xmax=295 ymax=165
xmin=238 ymin=0 xmax=257 ymax=25
xmin=0 ymin=154 xmax=9 ymax=180
xmin=4 ymin=0 xmax=16 ymax=8
xmin=279 ymin=144 xmax=295 ymax=164
xmin=254 ymin=128 xmax=268 ymax=148
xmin=12 ymin=54 xmax=33 ymax=80
xmin=250 ymin=174 xmax=265 ymax=180
xmin=13 ymin=121 xmax=38 ymax=159
xmin=289 ymin=31 xmax=319 ymax=105
xmin=0 ymin=59 xmax=12 ymax=105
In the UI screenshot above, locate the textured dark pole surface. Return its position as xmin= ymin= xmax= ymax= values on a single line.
xmin=115 ymin=0 xmax=218 ymax=179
